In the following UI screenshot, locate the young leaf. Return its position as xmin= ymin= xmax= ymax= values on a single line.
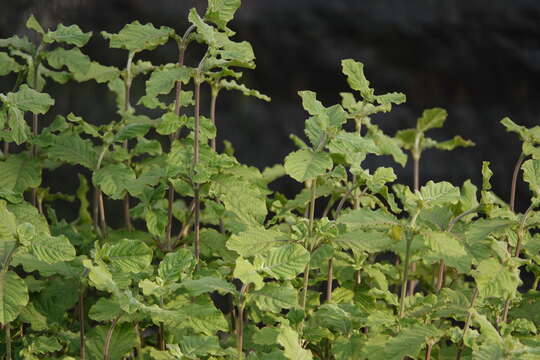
xmin=0 ymin=53 xmax=22 ymax=76
xmin=341 ymin=59 xmax=373 ymax=102
xmin=277 ymin=326 xmax=313 ymax=360
xmin=233 ymin=257 xmax=264 ymax=290
xmin=473 ymin=258 xmax=521 ymax=299
xmin=337 ymin=208 xmax=400 ymax=229
xmin=0 ymin=271 xmax=29 ymax=325
xmin=4 ymin=84 xmax=54 ymax=114
xmin=93 ymin=164 xmax=136 ymax=200
xmin=26 ymin=15 xmax=44 ymax=34
xmin=522 ymin=159 xmax=540 ymax=202
xmin=419 ymin=181 xmax=460 ymax=207
xmin=46 ymin=134 xmax=98 ymax=169
xmin=43 ymin=23 xmax=92 ymax=47
xmin=284 ymin=149 xmax=332 ymax=182
xmin=46 ymin=47 xmax=92 ymax=75
xmin=205 ymin=0 xmax=241 ymax=31
xmin=30 ymin=234 xmax=77 ymax=264
xmin=416 ymin=107 xmax=447 ymax=132
xmin=101 ymin=21 xmax=174 ymax=52
xmin=158 ymin=248 xmax=195 ymax=282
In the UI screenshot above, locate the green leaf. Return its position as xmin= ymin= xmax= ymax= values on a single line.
xmin=0 ymin=53 xmax=22 ymax=76
xmin=298 ymin=90 xmax=325 ymax=116
xmin=333 ymin=230 xmax=395 ymax=254
xmin=139 ymin=65 xmax=191 ymax=108
xmin=416 ymin=107 xmax=447 ymax=132
xmin=43 ymin=23 xmax=92 ymax=47
xmin=251 ymin=283 xmax=297 ymax=313
xmin=0 ymin=153 xmax=41 ymax=193
xmin=341 ymin=59 xmax=373 ymax=102
xmin=26 ymin=15 xmax=44 ymax=34
xmin=227 ymin=227 xmax=284 ymax=257
xmin=5 ymin=84 xmax=54 ymax=114
xmin=0 ymin=271 xmax=29 ymax=325
xmin=434 ymin=135 xmax=475 ymax=151
xmin=473 ymin=258 xmax=521 ymax=299
xmin=47 ymin=134 xmax=98 ymax=169
xmin=383 ymin=325 xmax=439 ymax=360
xmin=158 ymin=248 xmax=195 ymax=282
xmin=46 ymin=47 xmax=92 ymax=75
xmin=102 ymin=239 xmax=153 ymax=273
xmin=277 ymin=326 xmax=313 ymax=360
xmin=88 ymin=298 xmax=122 ymax=321
xmin=0 ymin=200 xmax=17 ymax=239
xmin=205 ymin=0 xmax=241 ymax=30
xmin=102 ymin=21 xmax=174 ymax=52
xmin=183 ymin=276 xmax=236 ymax=296
xmin=284 ymin=149 xmax=333 ymax=182
xmin=93 ymin=164 xmax=136 ymax=200
xmin=72 ymin=61 xmax=120 ymax=83
xmin=233 ymin=257 xmax=264 ymax=290
xmin=114 ymin=123 xmax=150 ymax=142
xmin=86 ymin=324 xmax=137 ymax=360
xmin=220 ymin=79 xmax=271 ymax=101
xmin=522 ymin=159 xmax=540 ymax=202
xmin=337 ymin=208 xmax=400 ymax=229
xmin=422 ymin=231 xmax=471 ymax=273
xmin=419 ymin=181 xmax=460 ymax=207
xmin=0 ymin=35 xmax=34 ymax=53
xmin=259 ymin=244 xmax=310 ymax=280
xmin=177 ymin=335 xmax=223 ymax=358
xmin=30 ymin=234 xmax=77 ymax=264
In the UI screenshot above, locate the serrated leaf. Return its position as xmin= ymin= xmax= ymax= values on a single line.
xmin=227 ymin=227 xmax=284 ymax=257
xmin=419 ymin=181 xmax=460 ymax=206
xmin=158 ymin=248 xmax=195 ymax=282
xmin=5 ymin=84 xmax=54 ymax=114
xmin=259 ymin=244 xmax=310 ymax=280
xmin=93 ymin=163 xmax=136 ymax=199
xmin=30 ymin=234 xmax=76 ymax=264
xmin=0 ymin=52 xmax=22 ymax=76
xmin=47 ymin=133 xmax=98 ymax=169
xmin=102 ymin=21 xmax=173 ymax=52
xmin=46 ymin=47 xmax=92 ymax=75
xmin=0 ymin=153 xmax=41 ymax=193
xmin=102 ymin=239 xmax=153 ymax=273
xmin=89 ymin=298 xmax=122 ymax=321
xmin=251 ymin=283 xmax=297 ymax=313
xmin=284 ymin=149 xmax=332 ymax=182
xmin=341 ymin=59 xmax=373 ymax=102
xmin=183 ymin=277 xmax=236 ymax=296
xmin=205 ymin=0 xmax=241 ymax=30
xmin=416 ymin=107 xmax=447 ymax=132
xmin=337 ymin=208 xmax=400 ymax=229
xmin=43 ymin=23 xmax=92 ymax=47
xmin=473 ymin=258 xmax=521 ymax=299
xmin=422 ymin=231 xmax=471 ymax=273
xmin=0 ymin=271 xmax=29 ymax=324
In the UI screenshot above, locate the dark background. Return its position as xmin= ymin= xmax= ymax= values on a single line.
xmin=2 ymin=0 xmax=540 ymax=213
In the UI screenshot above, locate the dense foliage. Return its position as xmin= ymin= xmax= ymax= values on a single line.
xmin=0 ymin=1 xmax=539 ymax=359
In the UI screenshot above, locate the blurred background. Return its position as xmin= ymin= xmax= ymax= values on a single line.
xmin=1 ymin=0 xmax=539 ymax=213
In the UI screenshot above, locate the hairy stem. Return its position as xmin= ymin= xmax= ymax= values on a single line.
xmin=399 ymin=211 xmax=419 ymax=318
xmin=425 ymin=342 xmax=433 ymax=360
xmin=173 ymin=24 xmax=195 ymax=140
xmin=236 ymin=284 xmax=249 ymax=359
xmin=456 ymin=288 xmax=479 ymax=360
xmin=98 ymin=190 xmax=107 ymax=237
xmin=302 ymin=179 xmax=318 ymax=309
xmin=510 ymin=153 xmax=526 ymax=213
xmin=122 ymin=51 xmax=135 ymax=232
xmin=103 ymin=316 xmax=121 ymax=360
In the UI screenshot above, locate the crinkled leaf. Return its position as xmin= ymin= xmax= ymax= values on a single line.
xmin=205 ymin=0 xmax=241 ymax=30
xmin=0 ymin=153 xmax=41 ymax=193
xmin=233 ymin=257 xmax=264 ymax=290
xmin=93 ymin=163 xmax=136 ymax=199
xmin=341 ymin=59 xmax=373 ymax=102
xmin=47 ymin=133 xmax=98 ymax=169
xmin=227 ymin=227 xmax=284 ymax=257
xmin=0 ymin=52 xmax=22 ymax=76
xmin=5 ymin=84 xmax=54 ymax=114
xmin=277 ymin=326 xmax=313 ymax=360
xmin=259 ymin=243 xmax=310 ymax=280
xmin=251 ymin=283 xmax=297 ymax=313
xmin=102 ymin=21 xmax=174 ymax=52
xmin=102 ymin=239 xmax=153 ymax=273
xmin=43 ymin=23 xmax=92 ymax=47
xmin=473 ymin=258 xmax=521 ymax=299
xmin=0 ymin=271 xmax=29 ymax=325
xmin=46 ymin=47 xmax=92 ymax=75
xmin=416 ymin=107 xmax=447 ymax=132
xmin=183 ymin=276 xmax=236 ymax=296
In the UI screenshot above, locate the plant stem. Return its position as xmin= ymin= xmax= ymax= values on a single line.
xmin=135 ymin=323 xmax=143 ymax=360
xmin=456 ymin=288 xmax=479 ymax=360
xmin=173 ymin=24 xmax=195 ymax=141
xmin=98 ymin=190 xmax=107 ymax=237
xmin=103 ymin=315 xmax=121 ymax=360
xmin=425 ymin=342 xmax=433 ymax=360
xmin=193 ymin=74 xmax=202 ymax=267
xmin=5 ymin=323 xmax=11 ymax=360
xmin=501 ymin=203 xmax=535 ymax=322
xmin=210 ymin=86 xmax=219 ymax=151
xmin=2 ymin=140 xmax=8 ymax=156
xmin=302 ymin=179 xmax=318 ymax=310
xmin=93 ymin=187 xmax=99 ymax=233
xmin=399 ymin=211 xmax=419 ymax=318
xmin=79 ymin=286 xmax=86 ymax=360
xmin=326 ymin=258 xmax=333 ymax=302
xmin=122 ymin=51 xmax=135 ymax=232
xmin=510 ymin=153 xmax=525 ymax=213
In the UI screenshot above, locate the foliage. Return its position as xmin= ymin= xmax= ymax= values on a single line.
xmin=0 ymin=3 xmax=539 ymax=360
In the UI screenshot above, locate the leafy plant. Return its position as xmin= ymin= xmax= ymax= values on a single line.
xmin=0 ymin=2 xmax=539 ymax=360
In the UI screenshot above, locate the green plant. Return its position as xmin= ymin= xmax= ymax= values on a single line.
xmin=1 ymin=1 xmax=540 ymax=359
